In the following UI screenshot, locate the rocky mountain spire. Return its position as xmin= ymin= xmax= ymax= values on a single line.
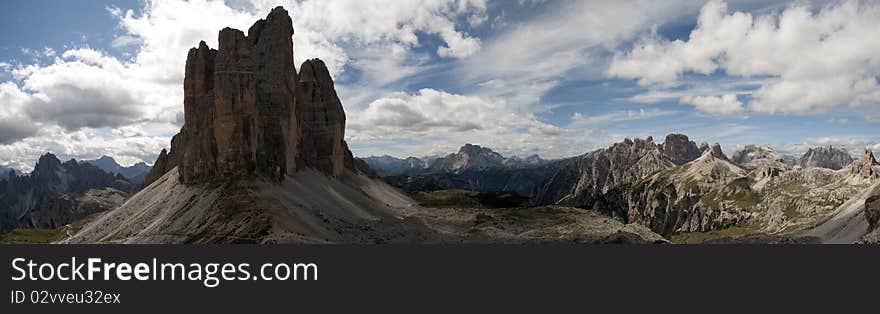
xmin=660 ymin=133 xmax=701 ymax=165
xmin=700 ymin=143 xmax=730 ymax=162
xmin=296 ymin=59 xmax=346 ymax=177
xmin=149 ymin=6 xmax=360 ymax=186
xmin=847 ymin=148 xmax=880 ymax=179
xmin=800 ymin=146 xmax=853 ymax=170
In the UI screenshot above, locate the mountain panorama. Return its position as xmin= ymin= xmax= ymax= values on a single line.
xmin=2 ymin=7 xmax=880 ymax=244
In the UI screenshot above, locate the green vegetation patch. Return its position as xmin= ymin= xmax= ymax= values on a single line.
xmin=0 ymin=213 xmax=100 ymax=244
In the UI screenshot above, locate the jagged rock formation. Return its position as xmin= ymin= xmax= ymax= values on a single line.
xmin=532 ymin=134 xmax=701 ymax=207
xmin=800 ymin=146 xmax=854 ymax=170
xmin=430 ymin=144 xmax=508 ymax=173
xmin=0 ymin=166 xmax=19 ymax=181
xmin=731 ymin=145 xmax=797 ymax=167
xmin=145 ymin=7 xmax=359 ymax=186
xmin=661 ymin=134 xmax=702 ymax=165
xmin=81 ymin=156 xmax=151 ymax=184
xmin=65 ymin=8 xmax=428 ymax=244
xmin=845 ymin=148 xmax=880 ymax=181
xmin=140 ymin=133 xmax=182 ymax=189
xmin=0 ymin=153 xmax=133 ymax=233
xmin=596 ymin=143 xmax=752 ymax=235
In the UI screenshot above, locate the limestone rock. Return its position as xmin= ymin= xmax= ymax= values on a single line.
xmin=179 ymin=6 xmax=297 ymax=184
xmin=532 ymin=135 xmax=693 ymax=207
xmin=661 ymin=133 xmax=702 ymax=165
xmin=296 ymin=59 xmax=346 ymax=176
xmin=800 ymin=146 xmax=854 ymax=170
xmin=161 ymin=6 xmax=369 ymax=184
xmin=141 ymin=133 xmax=183 ymax=189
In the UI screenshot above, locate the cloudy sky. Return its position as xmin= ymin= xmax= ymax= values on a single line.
xmin=1 ymin=0 xmax=879 ymax=171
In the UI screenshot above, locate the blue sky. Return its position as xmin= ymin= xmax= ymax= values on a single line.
xmin=0 ymin=0 xmax=878 ymax=171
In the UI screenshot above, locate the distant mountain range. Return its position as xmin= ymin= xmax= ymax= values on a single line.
xmin=362 ymin=144 xmax=568 ymax=197
xmin=531 ymin=135 xmax=879 ymax=243
xmin=80 ymin=156 xmax=151 ymax=185
xmin=0 ymin=153 xmax=135 ymax=234
xmin=0 ymin=165 xmax=19 ymax=179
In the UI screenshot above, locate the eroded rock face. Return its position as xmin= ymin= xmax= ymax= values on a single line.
xmin=179 ymin=7 xmax=297 ymax=184
xmin=0 ymin=153 xmax=133 ymax=233
xmin=800 ymin=146 xmax=854 ymax=170
xmin=296 ymin=59 xmax=346 ymax=177
xmin=661 ymin=134 xmax=702 ymax=165
xmin=847 ymin=148 xmax=880 ymax=179
xmin=866 ymin=194 xmax=880 ymax=231
xmin=162 ymin=6 xmax=363 ymax=185
xmin=533 ymin=135 xmax=697 ymax=207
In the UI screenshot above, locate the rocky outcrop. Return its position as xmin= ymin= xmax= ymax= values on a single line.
xmin=0 ymin=153 xmax=133 ymax=233
xmin=866 ymin=194 xmax=880 ymax=231
xmin=141 ymin=133 xmax=183 ymax=189
xmin=179 ymin=7 xmax=296 ymax=184
xmin=532 ymin=134 xmax=700 ymax=207
xmin=731 ymin=144 xmax=796 ymax=167
xmin=800 ymin=146 xmax=853 ymax=170
xmin=296 ymin=59 xmax=346 ymax=176
xmin=81 ymin=156 xmax=151 ymax=184
xmin=159 ymin=7 xmax=364 ymax=185
xmin=661 ymin=134 xmax=702 ymax=165
xmin=363 ymin=145 xmax=551 ymax=176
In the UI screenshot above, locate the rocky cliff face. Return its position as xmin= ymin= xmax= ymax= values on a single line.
xmin=596 ymin=144 xmax=753 ymax=235
xmin=800 ymin=146 xmax=854 ymax=170
xmin=146 ymin=7 xmax=361 ymax=187
xmin=0 ymin=153 xmax=133 ymax=233
xmin=81 ymin=156 xmax=151 ymax=184
xmin=532 ymin=134 xmax=701 ymax=207
xmin=661 ymin=134 xmax=702 ymax=165
xmin=731 ymin=145 xmax=797 ymax=167
xmin=296 ymin=59 xmax=346 ymax=176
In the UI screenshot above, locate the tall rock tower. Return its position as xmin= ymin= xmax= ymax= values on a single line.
xmin=166 ymin=6 xmax=355 ymax=186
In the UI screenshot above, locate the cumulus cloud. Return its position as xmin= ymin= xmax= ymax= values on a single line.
xmin=344 ymin=88 xmax=612 ymax=159
xmin=679 ymin=94 xmax=744 ymax=116
xmin=609 ymin=0 xmax=880 ymax=116
xmin=348 ymin=88 xmax=560 ymax=138
xmin=0 ymin=0 xmax=488 ymax=168
xmin=570 ymin=108 xmax=676 ymax=125
xmin=0 ymin=82 xmax=39 ymax=144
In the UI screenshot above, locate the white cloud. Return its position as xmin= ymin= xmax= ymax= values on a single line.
xmin=462 ymin=0 xmax=702 ymax=113
xmin=345 ymin=88 xmax=608 ymax=159
xmin=0 ymin=0 xmax=489 ymax=167
xmin=609 ymin=0 xmax=880 ymax=116
xmin=570 ymin=108 xmax=676 ymax=125
xmin=0 ymin=82 xmax=39 ymax=144
xmin=348 ymin=88 xmax=558 ymax=139
xmin=679 ymin=94 xmax=744 ymax=116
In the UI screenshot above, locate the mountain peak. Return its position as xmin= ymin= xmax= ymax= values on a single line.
xmin=700 ymin=143 xmax=730 ymax=161
xmin=660 ymin=133 xmax=701 ymax=165
xmin=861 ymin=147 xmax=878 ymax=165
xmin=800 ymin=146 xmax=854 ymax=170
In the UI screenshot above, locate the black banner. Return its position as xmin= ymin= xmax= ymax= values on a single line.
xmin=1 ymin=245 xmax=877 ymax=312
